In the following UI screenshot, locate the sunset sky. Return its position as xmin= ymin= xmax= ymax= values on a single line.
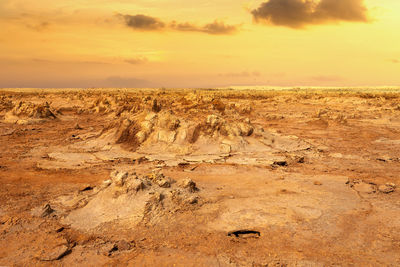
xmin=0 ymin=0 xmax=399 ymax=88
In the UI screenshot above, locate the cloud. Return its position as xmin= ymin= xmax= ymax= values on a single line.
xmin=251 ymin=0 xmax=369 ymax=28
xmin=119 ymin=14 xmax=165 ymax=31
xmin=25 ymin=21 xmax=50 ymax=31
xmin=124 ymin=56 xmax=148 ymax=64
xmin=201 ymin=21 xmax=238 ymax=35
xmin=119 ymin=14 xmax=238 ymax=35
xmin=170 ymin=20 xmax=237 ymax=35
xmin=31 ymin=58 xmax=108 ymax=65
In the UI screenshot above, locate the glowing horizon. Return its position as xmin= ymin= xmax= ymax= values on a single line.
xmin=0 ymin=0 xmax=399 ymax=88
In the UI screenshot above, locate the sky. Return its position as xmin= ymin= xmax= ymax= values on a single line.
xmin=0 ymin=0 xmax=399 ymax=88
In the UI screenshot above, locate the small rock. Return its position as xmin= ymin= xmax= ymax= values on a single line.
xmin=39 ymin=244 xmax=71 ymax=261
xmin=152 ymin=99 xmax=162 ymax=112
xmin=156 ymin=178 xmax=171 ymax=188
xmin=128 ymin=179 xmax=146 ymax=192
xmin=55 ymin=227 xmax=65 ymax=233
xmin=273 ymin=160 xmax=287 ymax=167
xmin=297 ymin=156 xmax=305 ymax=163
xmin=74 ymin=123 xmax=83 ymax=130
xmin=179 ymin=178 xmax=198 ymax=192
xmin=378 ymin=184 xmax=396 ymax=194
xmin=135 ymin=156 xmax=147 ymax=164
xmin=41 ymin=203 xmax=54 ymax=218
xmin=150 ymin=192 xmax=163 ymax=203
xmin=314 ymin=181 xmax=322 ymax=186
xmin=112 ymin=171 xmax=129 ymax=186
xmin=377 ymin=155 xmax=393 ymax=162
xmin=102 ymin=179 xmax=112 ymax=188
xmin=79 ymin=184 xmax=93 ymax=192
xmin=148 ymin=169 xmax=164 ymax=182
xmin=116 ymin=240 xmax=133 ymax=251
xmin=101 ymin=243 xmax=117 ymax=256
xmin=206 ymin=114 xmax=222 ymax=128
xmin=186 ymin=196 xmax=198 ymax=204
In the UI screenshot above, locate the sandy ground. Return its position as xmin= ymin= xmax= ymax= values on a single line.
xmin=0 ymin=88 xmax=400 ymax=266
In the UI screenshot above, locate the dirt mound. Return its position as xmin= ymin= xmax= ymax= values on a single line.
xmin=58 ymin=169 xmax=200 ymax=231
xmin=0 ymin=96 xmax=13 ymax=112
xmin=106 ymin=110 xmax=254 ymax=150
xmin=4 ymin=101 xmax=58 ymax=124
xmin=84 ymin=108 xmax=312 ymax=165
xmin=84 ymin=94 xmax=163 ymax=115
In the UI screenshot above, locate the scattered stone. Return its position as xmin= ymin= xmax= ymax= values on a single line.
xmin=127 ymin=179 xmax=146 ymax=192
xmin=0 ymin=165 xmax=8 ymax=170
xmin=186 ymin=196 xmax=198 ymax=204
xmin=297 ymin=156 xmax=305 ymax=163
xmin=101 ymin=243 xmax=117 ymax=256
xmin=273 ymin=160 xmax=288 ymax=167
xmin=377 ymin=155 xmax=394 ymax=162
xmin=156 ymin=178 xmax=171 ymax=188
xmin=39 ymin=203 xmax=54 ymax=218
xmin=79 ymin=184 xmax=93 ymax=192
xmin=207 ymin=114 xmax=222 ymax=129
xmin=135 ymin=156 xmax=147 ymax=164
xmin=38 ymin=244 xmax=71 ymax=261
xmin=152 ymin=99 xmax=162 ymax=112
xmin=102 ymin=179 xmax=112 ymax=188
xmin=179 ymin=178 xmax=198 ymax=192
xmin=228 ymin=230 xmax=260 ymax=238
xmin=156 ymin=163 xmax=167 ymax=168
xmin=115 ymin=240 xmax=133 ymax=251
xmin=55 ymin=227 xmax=65 ymax=233
xmin=111 ymin=171 xmax=129 ymax=187
xmin=378 ymin=183 xmax=396 ymax=194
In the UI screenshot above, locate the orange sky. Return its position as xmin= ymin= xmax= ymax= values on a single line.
xmin=0 ymin=0 xmax=399 ymax=88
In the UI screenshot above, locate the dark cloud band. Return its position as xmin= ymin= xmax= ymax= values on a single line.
xmin=251 ymin=0 xmax=369 ymax=28
xmin=120 ymin=14 xmax=165 ymax=31
xmin=118 ymin=14 xmax=238 ymax=35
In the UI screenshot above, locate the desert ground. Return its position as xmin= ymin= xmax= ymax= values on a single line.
xmin=0 ymin=88 xmax=399 ymax=266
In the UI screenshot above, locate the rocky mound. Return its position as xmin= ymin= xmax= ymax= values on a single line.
xmin=0 ymin=96 xmax=13 ymax=112
xmin=63 ymin=95 xmax=312 ymax=166
xmin=56 ymin=169 xmax=200 ymax=231
xmin=4 ymin=101 xmax=58 ymax=124
xmin=95 ymin=108 xmax=310 ymax=160
xmin=101 ymin=110 xmax=256 ymax=154
xmin=83 ymin=94 xmax=162 ymax=115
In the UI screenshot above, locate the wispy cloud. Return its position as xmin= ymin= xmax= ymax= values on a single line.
xmin=124 ymin=56 xmax=148 ymax=64
xmin=25 ymin=21 xmax=50 ymax=31
xmin=121 ymin=14 xmax=165 ymax=31
xmin=118 ymin=14 xmax=239 ymax=35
